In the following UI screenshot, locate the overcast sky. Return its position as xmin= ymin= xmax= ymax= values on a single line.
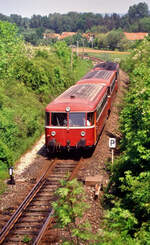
xmin=1 ymin=0 xmax=150 ymax=17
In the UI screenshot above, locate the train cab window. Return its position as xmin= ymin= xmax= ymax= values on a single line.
xmin=87 ymin=112 xmax=94 ymax=126
xmin=69 ymin=112 xmax=85 ymax=127
xmin=116 ymin=72 xmax=118 ymax=80
xmin=51 ymin=113 xmax=67 ymax=127
xmin=107 ymin=87 xmax=110 ymax=96
xmin=45 ymin=112 xmax=50 ymax=126
xmin=97 ymin=94 xmax=107 ymax=119
xmin=110 ymin=79 xmax=116 ymax=92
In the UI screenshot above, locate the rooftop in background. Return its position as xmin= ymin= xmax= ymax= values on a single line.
xmin=124 ymin=32 xmax=148 ymax=40
xmin=59 ymin=32 xmax=76 ymax=39
xmin=43 ymin=31 xmax=94 ymax=40
xmin=43 ymin=31 xmax=76 ymax=40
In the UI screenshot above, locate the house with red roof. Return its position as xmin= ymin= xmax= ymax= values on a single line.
xmin=124 ymin=32 xmax=148 ymax=40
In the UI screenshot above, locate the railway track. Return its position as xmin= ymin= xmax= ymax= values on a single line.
xmin=79 ymin=54 xmax=103 ymax=64
xmin=0 ymin=157 xmax=83 ymax=244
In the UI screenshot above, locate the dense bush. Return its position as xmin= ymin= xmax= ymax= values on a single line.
xmin=101 ymin=38 xmax=150 ymax=244
xmin=94 ymin=30 xmax=131 ymax=51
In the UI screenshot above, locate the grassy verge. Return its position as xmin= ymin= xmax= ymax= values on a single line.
xmin=86 ymin=52 xmax=129 ymax=63
xmin=0 ymin=165 xmax=9 ymax=194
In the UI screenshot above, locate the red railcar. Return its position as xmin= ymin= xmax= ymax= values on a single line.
xmin=77 ymin=67 xmax=119 ymax=115
xmin=45 ymin=83 xmax=109 ymax=153
xmin=92 ymin=61 xmax=119 ymax=73
xmin=91 ymin=61 xmax=120 ymax=89
xmin=45 ymin=61 xmax=119 ymax=153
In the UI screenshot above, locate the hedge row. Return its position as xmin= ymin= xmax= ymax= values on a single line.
xmin=99 ymin=38 xmax=150 ymax=244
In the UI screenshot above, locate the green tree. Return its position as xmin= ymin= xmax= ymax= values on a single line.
xmin=54 ymin=41 xmax=71 ymax=65
xmin=0 ymin=21 xmax=23 ymax=79
xmin=10 ymin=14 xmax=23 ymax=26
xmin=94 ymin=33 xmax=108 ymax=50
xmin=139 ymin=17 xmax=150 ymax=32
xmin=30 ymin=14 xmax=42 ymax=28
xmin=105 ymin=30 xmax=125 ymax=50
xmin=128 ymin=2 xmax=149 ymax=24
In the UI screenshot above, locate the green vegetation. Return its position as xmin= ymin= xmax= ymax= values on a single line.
xmin=93 ymin=30 xmax=131 ymax=51
xmin=99 ymin=37 xmax=150 ymax=244
xmin=22 ymin=235 xmax=32 ymax=243
xmin=0 ymin=2 xmax=149 ymax=47
xmin=87 ymin=51 xmax=129 ymax=63
xmin=0 ymin=21 xmax=92 ymax=190
xmin=52 ymin=179 xmax=95 ymax=244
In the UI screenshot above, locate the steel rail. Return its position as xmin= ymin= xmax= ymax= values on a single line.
xmin=0 ymin=159 xmax=56 ymax=244
xmin=32 ymin=159 xmax=83 ymax=245
xmin=33 ymin=209 xmax=55 ymax=245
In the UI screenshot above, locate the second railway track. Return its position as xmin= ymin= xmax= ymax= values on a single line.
xmin=0 ymin=158 xmax=83 ymax=245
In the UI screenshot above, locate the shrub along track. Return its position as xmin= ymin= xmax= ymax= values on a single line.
xmin=0 ymin=57 xmax=129 ymax=244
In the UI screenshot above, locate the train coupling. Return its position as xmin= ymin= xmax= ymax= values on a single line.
xmin=66 ymin=140 xmax=70 ymax=151
xmin=48 ymin=139 xmax=56 ymax=153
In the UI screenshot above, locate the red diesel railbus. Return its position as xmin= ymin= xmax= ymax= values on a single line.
xmin=45 ymin=61 xmax=119 ymax=153
xmin=77 ymin=68 xmax=119 ymax=115
xmin=45 ymin=83 xmax=109 ymax=153
xmin=92 ymin=61 xmax=119 ymax=73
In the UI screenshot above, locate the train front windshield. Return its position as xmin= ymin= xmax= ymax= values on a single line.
xmin=69 ymin=113 xmax=85 ymax=127
xmin=51 ymin=112 xmax=86 ymax=127
xmin=50 ymin=112 xmax=93 ymax=127
xmin=51 ymin=113 xmax=67 ymax=126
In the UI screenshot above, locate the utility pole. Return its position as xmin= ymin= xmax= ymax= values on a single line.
xmin=82 ymin=39 xmax=84 ymax=58
xmin=76 ymin=41 xmax=79 ymax=56
xmin=91 ymin=37 xmax=94 ymax=49
xmin=70 ymin=46 xmax=73 ymax=70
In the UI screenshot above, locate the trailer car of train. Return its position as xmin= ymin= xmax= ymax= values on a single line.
xmin=77 ymin=68 xmax=118 ymax=115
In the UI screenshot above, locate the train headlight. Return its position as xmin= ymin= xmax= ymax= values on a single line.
xmin=51 ymin=131 xmax=56 ymax=136
xmin=81 ymin=131 xmax=86 ymax=137
xmin=66 ymin=106 xmax=70 ymax=112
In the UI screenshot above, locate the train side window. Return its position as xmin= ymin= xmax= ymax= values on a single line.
xmin=87 ymin=112 xmax=94 ymax=126
xmin=97 ymin=94 xmax=107 ymax=119
xmin=110 ymin=78 xmax=115 ymax=92
xmin=116 ymin=72 xmax=118 ymax=80
xmin=45 ymin=112 xmax=50 ymax=126
xmin=51 ymin=113 xmax=67 ymax=126
xmin=107 ymin=87 xmax=110 ymax=96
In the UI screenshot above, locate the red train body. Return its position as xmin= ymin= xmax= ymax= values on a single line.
xmin=45 ymin=61 xmax=119 ymax=153
xmin=77 ymin=68 xmax=119 ymax=114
